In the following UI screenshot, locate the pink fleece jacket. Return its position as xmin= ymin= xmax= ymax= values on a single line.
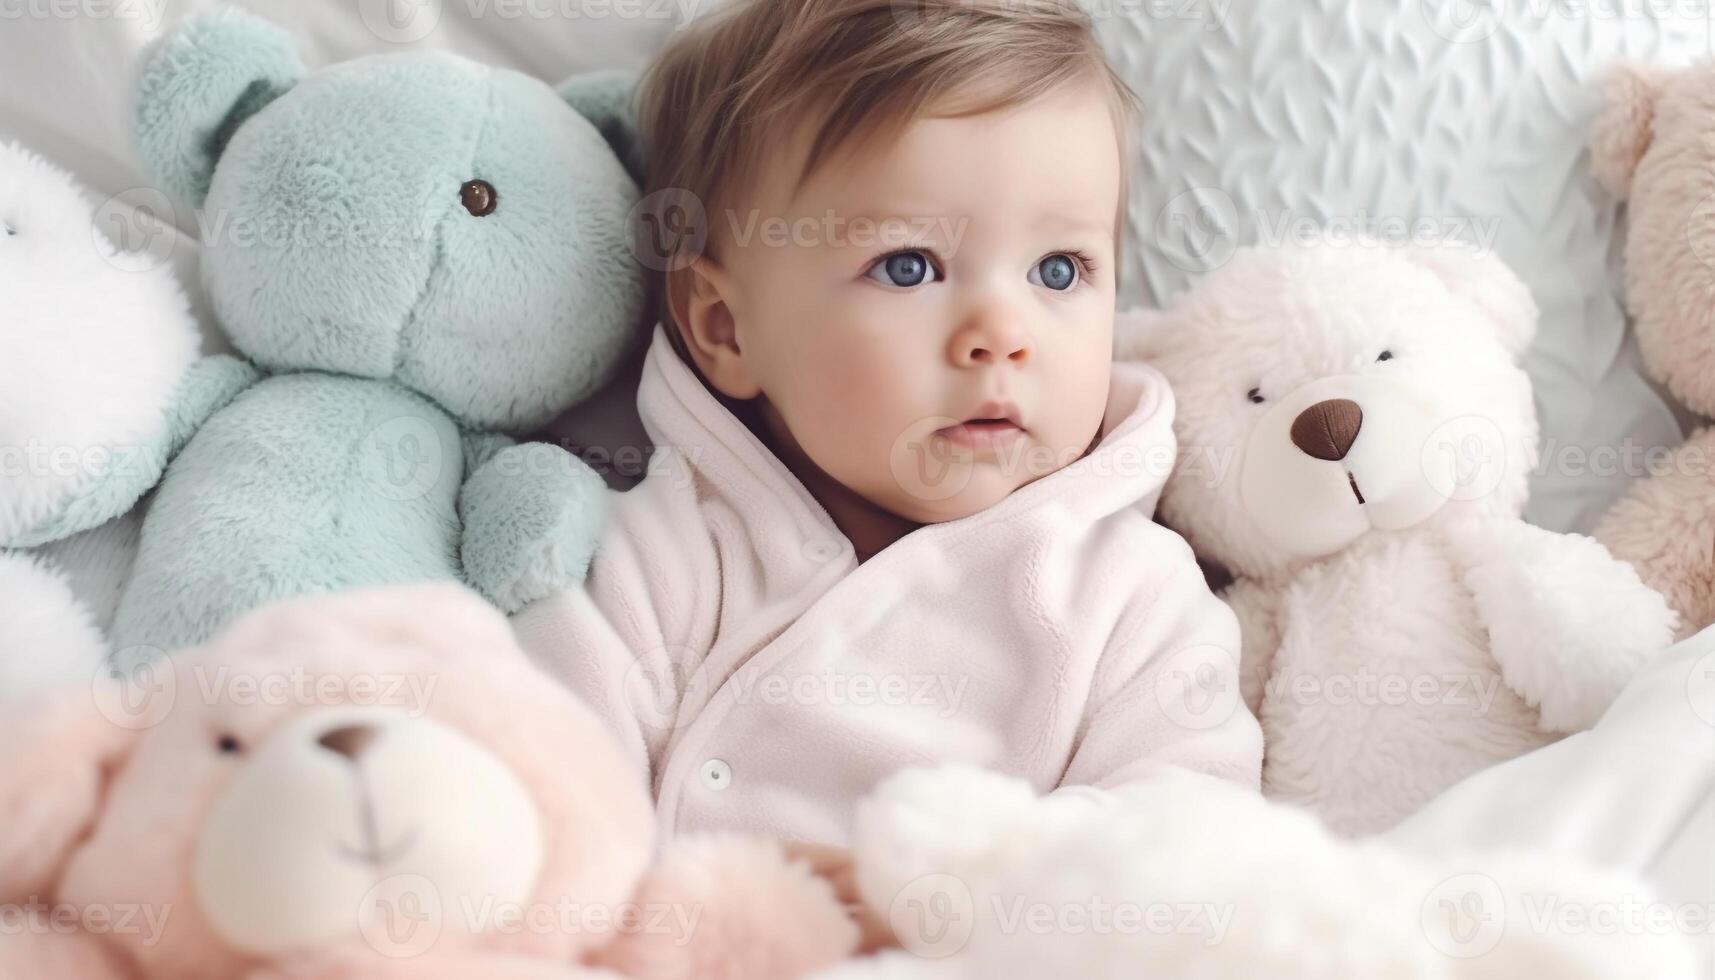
xmin=512 ymin=325 xmax=1263 ymax=844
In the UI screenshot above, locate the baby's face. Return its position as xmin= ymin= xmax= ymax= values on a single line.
xmin=715 ymin=78 xmax=1122 ymax=522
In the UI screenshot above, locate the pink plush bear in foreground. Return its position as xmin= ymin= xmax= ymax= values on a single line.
xmin=0 ymin=584 xmax=856 ymax=980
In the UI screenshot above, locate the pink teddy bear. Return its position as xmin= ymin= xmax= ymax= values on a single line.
xmin=0 ymin=584 xmax=856 ymax=980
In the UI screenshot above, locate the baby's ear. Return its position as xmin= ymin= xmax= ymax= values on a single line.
xmin=1404 ymin=242 xmax=1538 ymax=358
xmin=1589 ymin=61 xmax=1671 ymax=200
xmin=133 ymin=7 xmax=304 ymax=207
xmin=1115 ymin=305 xmax=1180 ymax=363
xmin=559 ymin=69 xmax=646 ymax=187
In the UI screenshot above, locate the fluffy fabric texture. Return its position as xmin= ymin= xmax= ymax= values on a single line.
xmin=115 ymin=7 xmax=647 ymax=653
xmin=810 ymin=765 xmax=1700 ymax=979
xmin=1119 ymin=241 xmax=1678 ymax=835
xmin=1589 ymin=61 xmax=1715 ymax=638
xmin=0 ymin=140 xmax=201 ymax=547
xmin=0 ymin=553 xmax=106 ymax=701
xmin=0 ymin=584 xmax=854 ymax=980
xmin=511 ymin=324 xmax=1263 ymax=846
xmin=1596 ymin=427 xmax=1715 ymax=640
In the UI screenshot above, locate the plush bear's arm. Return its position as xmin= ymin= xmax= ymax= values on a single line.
xmin=458 ymin=441 xmax=609 ymax=613
xmin=1439 ymin=517 xmax=1678 ymax=733
xmin=588 ymin=836 xmax=858 ymax=980
xmin=1220 ymin=576 xmax=1283 ymax=719
xmin=248 ymin=947 xmax=618 ymax=980
xmin=0 ymin=913 xmax=138 ymax=980
xmin=1592 ymin=426 xmax=1715 ymax=639
xmin=4 ymin=354 xmax=259 ymax=548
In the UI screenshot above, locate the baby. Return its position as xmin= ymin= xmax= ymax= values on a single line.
xmin=514 ymin=0 xmax=1260 ymax=852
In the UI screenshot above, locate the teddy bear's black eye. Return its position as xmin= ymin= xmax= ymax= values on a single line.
xmin=1246 ymin=387 xmax=1266 ymax=405
xmin=3 ymin=223 xmax=15 ymax=236
xmin=459 ymin=179 xmax=497 ymax=217
xmin=216 ymin=734 xmax=243 ymax=755
xmin=1377 ymin=350 xmax=1394 ymax=362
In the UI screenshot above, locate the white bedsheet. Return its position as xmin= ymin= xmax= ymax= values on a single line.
xmin=1387 ymin=625 xmax=1715 ymax=975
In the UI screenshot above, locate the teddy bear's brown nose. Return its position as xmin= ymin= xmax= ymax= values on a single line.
xmin=1290 ymin=399 xmax=1364 ymax=461
xmin=317 ymin=723 xmax=379 ymax=760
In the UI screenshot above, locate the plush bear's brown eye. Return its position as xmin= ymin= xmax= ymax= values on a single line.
xmin=459 ymin=179 xmax=497 ymax=217
xmin=1377 ymin=350 xmax=1394 ymax=362
xmin=1247 ymin=387 xmax=1266 ymax=404
xmin=216 ymin=734 xmax=243 ymax=754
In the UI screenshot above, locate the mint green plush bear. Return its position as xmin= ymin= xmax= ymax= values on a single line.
xmin=110 ymin=8 xmax=646 ymax=661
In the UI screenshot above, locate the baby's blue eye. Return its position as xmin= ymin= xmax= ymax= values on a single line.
xmin=866 ymin=251 xmax=937 ymax=288
xmin=1030 ymin=254 xmax=1079 ymax=291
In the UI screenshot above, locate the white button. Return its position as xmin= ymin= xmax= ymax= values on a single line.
xmin=700 ymin=759 xmax=732 ymax=791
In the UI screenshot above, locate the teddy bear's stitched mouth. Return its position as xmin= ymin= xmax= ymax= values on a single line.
xmin=1346 ymin=472 xmax=1366 ymax=506
xmin=337 ymin=827 xmax=419 ymax=867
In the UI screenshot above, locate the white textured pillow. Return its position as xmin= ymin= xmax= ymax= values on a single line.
xmin=1098 ymin=1 xmax=1706 ymax=532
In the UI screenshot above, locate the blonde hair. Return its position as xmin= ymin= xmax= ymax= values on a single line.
xmin=636 ymin=0 xmax=1142 ymax=361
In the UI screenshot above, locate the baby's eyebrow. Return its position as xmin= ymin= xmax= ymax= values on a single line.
xmin=1032 ymin=211 xmax=1114 ymax=237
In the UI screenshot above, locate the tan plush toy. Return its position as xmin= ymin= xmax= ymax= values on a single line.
xmin=0 ymin=584 xmax=856 ymax=980
xmin=1588 ymin=60 xmax=1715 ymax=638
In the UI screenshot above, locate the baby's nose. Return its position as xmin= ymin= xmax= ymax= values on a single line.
xmin=955 ymin=321 xmax=1032 ymax=366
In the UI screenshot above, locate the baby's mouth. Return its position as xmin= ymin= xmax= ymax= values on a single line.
xmin=934 ymin=418 xmax=1025 ymax=450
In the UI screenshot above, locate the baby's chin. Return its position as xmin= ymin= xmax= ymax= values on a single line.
xmin=873 ymin=464 xmax=1039 ymax=525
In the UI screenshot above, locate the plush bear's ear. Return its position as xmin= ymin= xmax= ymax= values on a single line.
xmin=1589 ymin=61 xmax=1672 ymax=201
xmin=133 ymin=7 xmax=304 ymax=208
xmin=559 ymin=69 xmax=646 ymax=187
xmin=0 ymin=684 xmax=142 ymax=901
xmin=1404 ymin=242 xmax=1539 ymax=358
xmin=1114 ymin=306 xmax=1180 ymax=363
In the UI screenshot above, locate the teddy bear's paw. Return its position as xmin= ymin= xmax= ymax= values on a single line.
xmin=248 ymin=947 xmax=614 ymax=980
xmin=1453 ymin=519 xmax=1680 ymax=732
xmin=1592 ymin=427 xmax=1715 ymax=639
xmin=593 ymin=835 xmax=858 ymax=980
xmin=850 ymin=766 xmax=1058 ymax=925
xmin=459 ymin=442 xmax=609 ymax=613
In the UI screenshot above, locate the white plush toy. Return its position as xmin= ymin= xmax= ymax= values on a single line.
xmin=1115 ymin=241 xmax=1677 ymax=836
xmin=0 ymin=141 xmax=208 ymax=692
xmin=815 ymin=765 xmax=1697 ymax=979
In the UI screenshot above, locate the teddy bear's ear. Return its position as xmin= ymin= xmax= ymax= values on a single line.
xmin=133 ymin=7 xmax=304 ymax=208
xmin=1589 ymin=61 xmax=1671 ymax=201
xmin=559 ymin=69 xmax=646 ymax=188
xmin=1404 ymin=242 xmax=1539 ymax=357
xmin=1114 ymin=306 xmax=1179 ymax=362
xmin=0 ymin=686 xmax=142 ymax=901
